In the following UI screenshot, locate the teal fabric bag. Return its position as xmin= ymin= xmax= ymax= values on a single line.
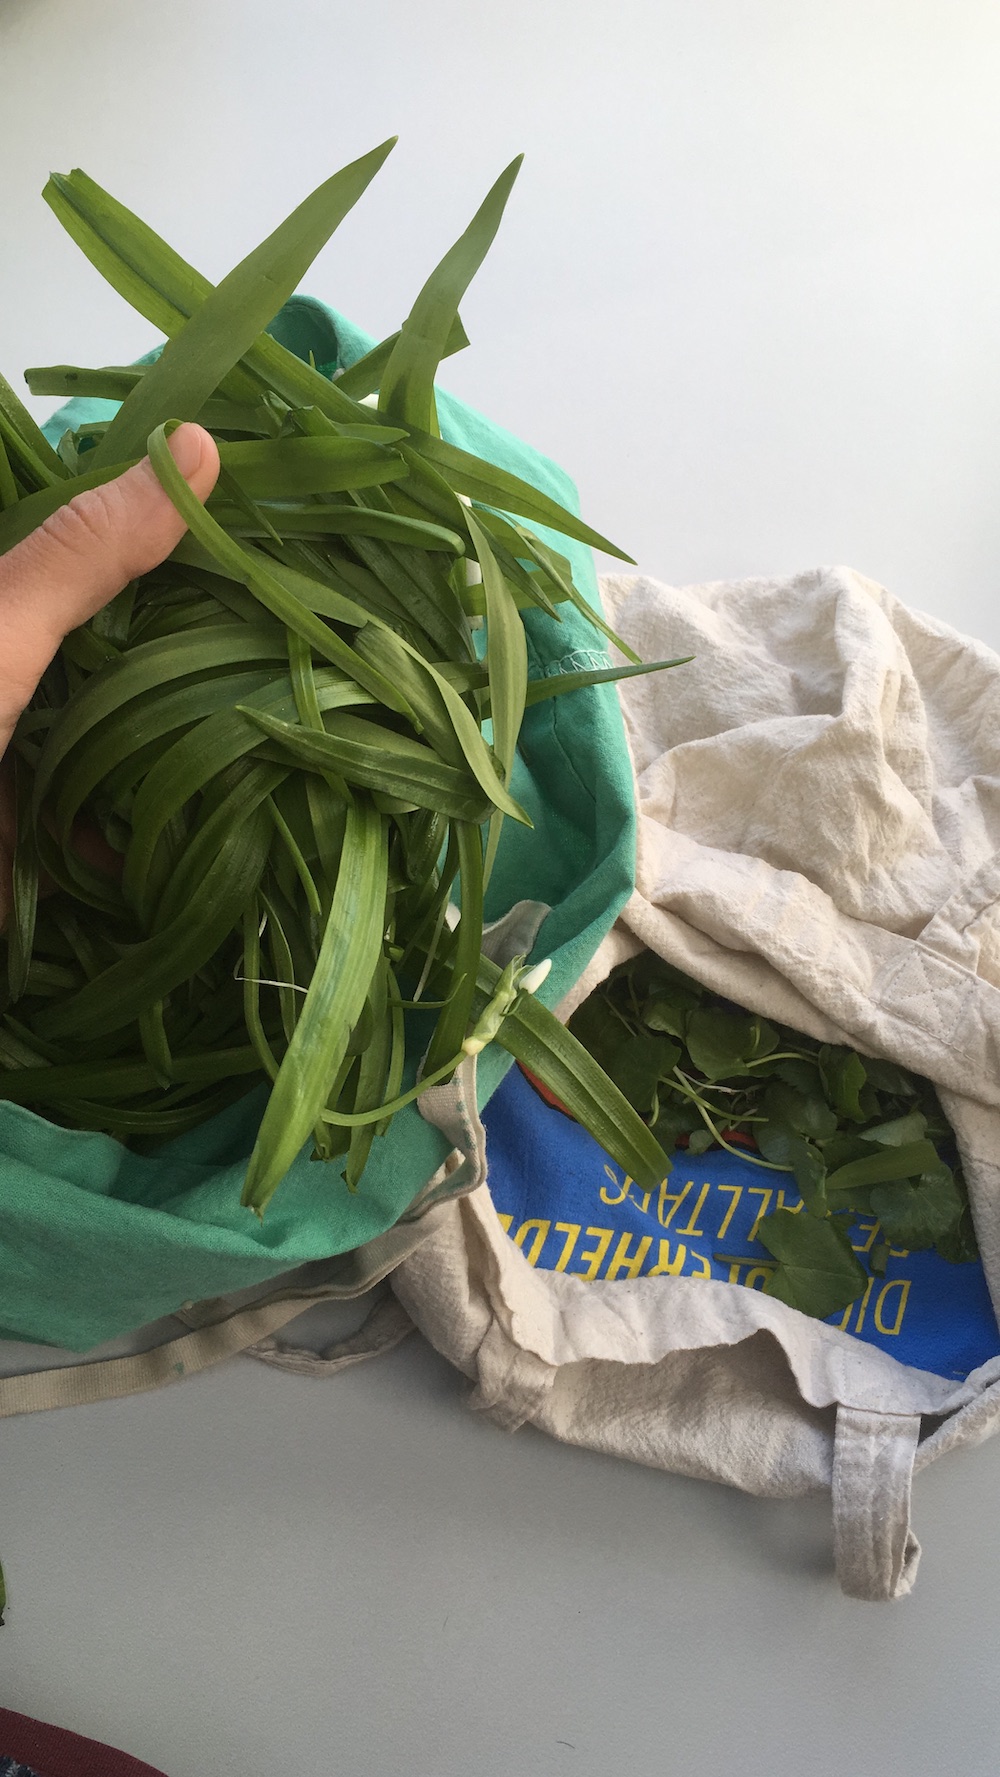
xmin=0 ymin=298 xmax=636 ymax=1352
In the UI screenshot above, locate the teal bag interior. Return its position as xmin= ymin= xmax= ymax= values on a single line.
xmin=0 ymin=297 xmax=637 ymax=1352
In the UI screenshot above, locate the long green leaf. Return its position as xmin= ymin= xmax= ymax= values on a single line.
xmin=146 ymin=424 xmax=416 ymax=718
xmin=485 ymin=960 xmax=671 ymax=1192
xmin=524 ymin=656 xmax=691 ymax=706
xmin=243 ymin=707 xmax=492 ymax=823
xmin=466 ymin=509 xmax=527 ymax=882
xmin=35 ymin=800 xmax=273 ymax=1041
xmin=380 ymin=158 xmax=521 ymax=431
xmin=33 ymin=623 xmax=288 ymax=817
xmin=335 ymin=312 xmax=469 ymax=399
xmin=0 ymin=368 xmax=67 ymax=482
xmin=423 ymin=822 xmax=484 ymax=1074
xmin=406 ymin=428 xmax=635 ymax=563
xmin=92 ymin=141 xmax=396 ymax=466
xmin=242 ymin=797 xmax=388 ymax=1214
xmin=6 ymin=757 xmax=39 ymax=1001
xmin=218 ymin=435 xmax=407 ymax=498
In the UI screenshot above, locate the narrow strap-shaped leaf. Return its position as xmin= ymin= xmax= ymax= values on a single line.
xmin=35 ymin=801 xmax=273 ymax=1041
xmin=33 ymin=622 xmax=287 ymax=815
xmin=208 ymin=498 xmax=465 ymax=552
xmin=6 ymin=755 xmax=39 ymax=1001
xmin=146 ymin=423 xmax=416 ymax=719
xmin=138 ymin=1000 xmax=173 ymax=1085
xmin=217 ymin=435 xmax=407 ymax=499
xmin=490 ymin=965 xmax=670 ymax=1192
xmin=423 ymin=821 xmax=484 ymax=1075
xmin=92 ymin=141 xmax=396 ymax=467
xmin=380 ymin=158 xmax=522 ymax=432
xmin=268 ymin=794 xmax=322 ymax=918
xmin=259 ymin=887 xmax=303 ymax=1046
xmin=25 ymin=364 xmax=146 ymax=400
xmin=122 ymin=674 xmax=365 ymax=920
xmin=243 ymin=707 xmax=492 ymax=824
xmin=510 ymin=521 xmax=641 ymax=664
xmin=44 ymin=169 xmax=220 ymax=346
xmin=405 ymin=427 xmax=635 ymax=563
xmin=242 ymin=902 xmax=279 ymax=1082
xmin=345 ymin=960 xmax=394 ymax=1188
xmin=38 ymin=1086 xmax=250 ymax=1138
xmin=524 ymin=655 xmax=691 ymax=706
xmin=0 ymin=368 xmax=67 ymax=482
xmin=0 ymin=1044 xmax=262 ymax=1104
xmin=335 ymin=312 xmax=470 ymax=399
xmin=242 ymin=797 xmax=388 ymax=1214
xmin=0 ymin=431 xmax=19 ymax=510
xmin=341 ymin=525 xmax=469 ymax=658
xmin=352 ymin=623 xmax=525 ymax=823
xmin=153 ymin=761 xmax=286 ymax=933
xmin=466 ymin=510 xmax=527 ymax=884
xmin=287 ymin=626 xmax=350 ymax=803
xmin=172 ymin=537 xmax=372 ymax=629
xmin=42 ymin=169 xmax=363 ymax=425
xmin=50 ymin=666 xmax=280 ymax=842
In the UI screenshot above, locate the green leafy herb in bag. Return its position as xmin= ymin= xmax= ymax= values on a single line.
xmin=569 ymin=953 xmax=979 ymax=1319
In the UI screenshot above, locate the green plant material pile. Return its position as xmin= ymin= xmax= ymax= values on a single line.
xmin=0 ymin=142 xmax=680 ymax=1216
xmin=569 ymin=952 xmax=979 ymax=1319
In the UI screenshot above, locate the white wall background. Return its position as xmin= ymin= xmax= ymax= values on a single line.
xmin=3 ymin=0 xmax=1000 ymax=637
xmin=4 ymin=6 xmax=1000 ymax=1775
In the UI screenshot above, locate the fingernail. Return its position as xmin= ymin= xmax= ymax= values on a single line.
xmin=166 ymin=423 xmax=206 ymax=481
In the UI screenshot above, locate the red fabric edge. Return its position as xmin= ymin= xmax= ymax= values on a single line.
xmin=0 ymin=1708 xmax=168 ymax=1777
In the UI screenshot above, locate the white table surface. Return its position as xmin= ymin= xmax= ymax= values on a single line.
xmin=3 ymin=3 xmax=1000 ymax=1771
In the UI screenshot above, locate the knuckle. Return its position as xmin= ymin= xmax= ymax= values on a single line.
xmin=38 ymin=484 xmax=125 ymax=560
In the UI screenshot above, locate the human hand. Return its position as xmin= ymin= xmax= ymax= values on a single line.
xmin=0 ymin=422 xmax=220 ymax=923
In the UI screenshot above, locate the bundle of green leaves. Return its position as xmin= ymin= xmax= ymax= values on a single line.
xmin=0 ymin=142 xmax=680 ymax=1216
xmin=569 ymin=952 xmax=978 ymax=1318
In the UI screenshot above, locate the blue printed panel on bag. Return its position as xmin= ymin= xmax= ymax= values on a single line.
xmin=482 ymin=1063 xmax=1000 ymax=1382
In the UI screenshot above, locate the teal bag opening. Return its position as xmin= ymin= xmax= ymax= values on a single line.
xmin=0 ymin=297 xmax=636 ymax=1352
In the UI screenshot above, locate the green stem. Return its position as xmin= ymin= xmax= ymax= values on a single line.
xmin=320 ymin=1047 xmax=466 ymax=1126
xmin=742 ymin=1049 xmax=815 ymax=1068
xmin=670 ymin=1068 xmax=793 ymax=1173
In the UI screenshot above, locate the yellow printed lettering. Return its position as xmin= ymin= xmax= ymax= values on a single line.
xmin=687 ymin=1250 xmax=713 ymax=1279
xmin=716 ymin=1185 xmax=743 ymax=1239
xmin=605 ymin=1232 xmax=653 ymax=1280
xmin=776 ymin=1191 xmax=803 ymax=1214
xmin=552 ymin=1222 xmax=581 ymax=1272
xmin=747 ymin=1187 xmax=773 ymax=1241
xmin=874 ymin=1278 xmax=911 ymax=1336
xmin=648 ymin=1239 xmax=687 ymax=1276
xmin=574 ymin=1226 xmax=614 ymax=1281
xmin=496 ymin=1213 xmax=513 ymax=1234
xmin=628 ymin=1185 xmax=653 ymax=1216
xmin=657 ymin=1179 xmax=693 ymax=1228
xmin=851 ymin=1218 xmax=879 ymax=1256
xmin=852 ymin=1277 xmax=876 ymax=1334
xmin=600 ymin=1165 xmax=631 ymax=1207
xmin=514 ymin=1219 xmax=551 ymax=1266
xmin=676 ymin=1181 xmax=712 ymax=1237
xmin=742 ymin=1265 xmax=772 ymax=1291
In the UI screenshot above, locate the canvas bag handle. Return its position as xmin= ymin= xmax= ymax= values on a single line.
xmin=0 ymin=1288 xmax=413 ymax=1418
xmin=832 ymin=1405 xmax=922 ymax=1601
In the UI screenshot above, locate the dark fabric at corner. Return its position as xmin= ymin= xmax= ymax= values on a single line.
xmin=0 ymin=1709 xmax=167 ymax=1777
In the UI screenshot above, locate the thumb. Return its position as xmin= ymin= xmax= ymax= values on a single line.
xmin=0 ymin=421 xmax=220 ymax=741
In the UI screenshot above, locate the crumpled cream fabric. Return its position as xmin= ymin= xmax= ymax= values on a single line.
xmin=396 ymin=565 xmax=1000 ymax=1602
